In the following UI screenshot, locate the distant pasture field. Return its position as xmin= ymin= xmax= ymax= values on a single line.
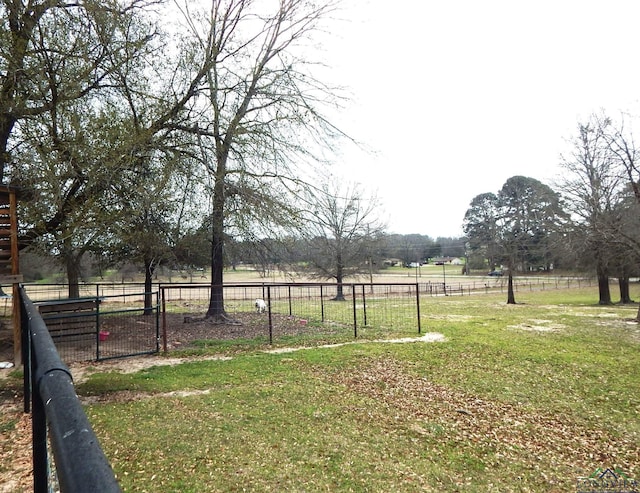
xmin=78 ymin=287 xmax=640 ymax=492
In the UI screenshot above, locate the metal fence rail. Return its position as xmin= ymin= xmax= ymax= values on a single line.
xmin=33 ymin=291 xmax=160 ymax=363
xmin=22 ymin=282 xmax=148 ymax=301
xmin=417 ymin=276 xmax=596 ymax=297
xmin=20 ymin=276 xmax=596 ymax=303
xmin=20 ymin=286 xmax=121 ymax=493
xmin=17 ymin=277 xmax=597 ymax=358
xmin=160 ymin=282 xmax=422 ymax=346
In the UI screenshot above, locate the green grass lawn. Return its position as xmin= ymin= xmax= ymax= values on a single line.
xmin=78 ymin=287 xmax=640 ymax=492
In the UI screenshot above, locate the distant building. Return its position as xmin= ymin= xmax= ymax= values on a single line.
xmin=383 ymin=258 xmax=402 ymax=267
xmin=430 ymin=257 xmax=462 ymax=265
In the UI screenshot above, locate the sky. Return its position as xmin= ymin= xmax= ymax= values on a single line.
xmin=317 ymin=0 xmax=640 ymax=238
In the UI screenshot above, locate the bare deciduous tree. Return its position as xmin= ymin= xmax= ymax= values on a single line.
xmin=599 ymin=113 xmax=640 ymax=317
xmin=174 ymin=0 xmax=345 ymax=321
xmin=557 ymin=117 xmax=623 ymax=305
xmin=301 ymin=177 xmax=385 ymax=300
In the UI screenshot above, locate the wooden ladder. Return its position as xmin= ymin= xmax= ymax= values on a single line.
xmin=0 ymin=187 xmax=23 ymax=364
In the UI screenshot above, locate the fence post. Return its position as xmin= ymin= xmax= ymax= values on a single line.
xmin=22 ymin=301 xmax=31 ymax=413
xmin=21 ymin=289 xmax=48 ymax=493
xmin=96 ymin=292 xmax=101 ymax=361
xmin=21 ymin=287 xmax=123 ymax=492
xmin=352 ymin=284 xmax=357 ymax=338
xmin=267 ymin=285 xmax=273 ymax=344
xmin=320 ymin=285 xmax=325 ymax=322
xmin=416 ymin=283 xmax=421 ymax=334
xmin=155 ymin=291 xmax=160 ymax=353
xmin=32 ymin=387 xmax=48 ymax=493
xmin=161 ymin=287 xmax=167 ymax=353
xmin=361 ymin=284 xmax=367 ymax=326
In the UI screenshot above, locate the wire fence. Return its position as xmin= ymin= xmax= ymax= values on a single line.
xmin=32 ymin=290 xmax=159 ymax=363
xmin=417 ymin=276 xmax=596 ymax=297
xmin=20 ymin=275 xmax=595 ymax=301
xmin=160 ymin=282 xmax=422 ymax=348
xmin=19 ymin=276 xmax=599 ymax=362
xmin=23 ymin=282 xmax=148 ymax=301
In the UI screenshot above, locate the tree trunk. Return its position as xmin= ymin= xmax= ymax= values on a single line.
xmin=207 ymin=226 xmax=225 ymax=317
xmin=334 ymin=282 xmax=345 ymax=300
xmin=0 ymin=118 xmax=15 ymax=183
xmin=618 ymin=275 xmax=633 ymax=304
xmin=597 ymin=262 xmax=612 ymax=305
xmin=63 ymin=233 xmax=82 ymax=298
xmin=143 ymin=257 xmax=155 ymax=315
xmin=206 ymin=165 xmax=227 ymax=319
xmin=506 ymin=271 xmax=516 ymax=304
xmin=65 ymin=252 xmax=81 ymax=299
xmin=333 ymin=259 xmax=345 ymax=301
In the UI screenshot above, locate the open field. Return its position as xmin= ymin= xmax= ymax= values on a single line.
xmin=2 ymin=285 xmax=639 ymax=491
xmin=20 ymin=264 xmax=597 ymax=300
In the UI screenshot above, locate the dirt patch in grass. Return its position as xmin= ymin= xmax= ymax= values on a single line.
xmin=161 ymin=311 xmax=325 ymax=350
xmin=508 ymin=321 xmax=565 ymax=332
xmin=73 ymin=332 xmax=446 ymax=394
xmin=53 ymin=311 xmax=337 ymax=382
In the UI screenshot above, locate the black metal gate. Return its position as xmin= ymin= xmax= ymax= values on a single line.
xmin=36 ymin=291 xmax=160 ymax=363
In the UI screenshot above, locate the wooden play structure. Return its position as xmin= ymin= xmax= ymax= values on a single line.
xmin=0 ymin=185 xmax=23 ymax=364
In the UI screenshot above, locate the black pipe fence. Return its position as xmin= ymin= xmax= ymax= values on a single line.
xmin=160 ymin=282 xmax=422 ymax=347
xmin=20 ymin=286 xmax=121 ymax=493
